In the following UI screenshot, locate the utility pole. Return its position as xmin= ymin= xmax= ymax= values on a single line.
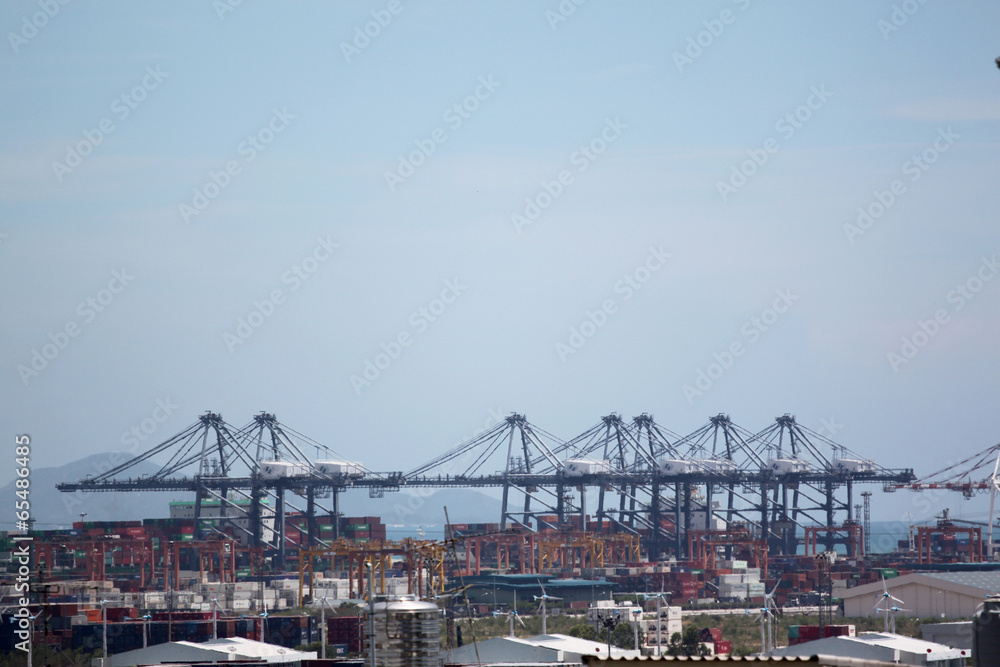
xmin=367 ymin=562 xmax=376 ymax=667
xmin=861 ymin=492 xmax=872 ymax=556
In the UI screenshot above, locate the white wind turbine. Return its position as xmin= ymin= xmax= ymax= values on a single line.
xmin=873 ymin=576 xmax=905 ymax=633
xmin=533 ymin=581 xmax=562 ymax=636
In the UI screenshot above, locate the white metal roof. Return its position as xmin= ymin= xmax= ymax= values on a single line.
xmin=770 ymin=632 xmax=967 ymax=663
xmin=583 ymin=655 xmax=900 ymax=664
xmin=108 ymin=636 xmax=317 ymax=667
xmin=446 ymin=633 xmax=641 ymax=664
xmin=840 ymin=571 xmax=1000 ymax=601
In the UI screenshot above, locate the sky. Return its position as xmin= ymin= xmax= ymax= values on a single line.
xmin=2 ymin=1 xmax=1000 ymax=527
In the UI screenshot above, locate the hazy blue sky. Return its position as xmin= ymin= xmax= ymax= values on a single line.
xmin=3 ymin=1 xmax=999 ymax=525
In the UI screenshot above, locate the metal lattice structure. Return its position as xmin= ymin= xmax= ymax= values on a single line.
xmin=58 ymin=410 xmax=915 ymax=563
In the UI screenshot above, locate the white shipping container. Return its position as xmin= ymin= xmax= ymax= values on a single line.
xmin=699 ymin=459 xmax=737 ymax=474
xmin=719 ymin=582 xmax=766 ymax=598
xmin=831 ymin=458 xmax=874 ymax=473
xmin=658 ymin=459 xmax=691 ymax=475
xmin=316 ymin=460 xmax=365 ymax=477
xmin=259 ymin=460 xmax=310 ymax=479
xmin=563 ymin=458 xmax=612 ymax=476
xmin=765 ymin=458 xmax=811 ymax=475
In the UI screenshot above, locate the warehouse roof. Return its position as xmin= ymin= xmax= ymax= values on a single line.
xmin=108 ymin=636 xmax=316 ymax=667
xmin=769 ymin=632 xmax=966 ymax=663
xmin=841 ymin=571 xmax=1000 ymax=601
xmin=583 ymin=655 xmax=900 ymax=664
xmin=921 ymin=570 xmax=1000 ymax=592
xmin=447 ymin=632 xmax=640 ymax=664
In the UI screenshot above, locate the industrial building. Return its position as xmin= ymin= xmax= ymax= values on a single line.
xmin=920 ymin=622 xmax=972 ymax=651
xmin=462 ymin=574 xmax=617 ymax=606
xmin=107 ymin=636 xmax=316 ymax=667
xmin=446 ymin=632 xmax=641 ymax=664
xmin=769 ymin=632 xmax=968 ymax=665
xmin=583 ymin=657 xmax=900 ymax=666
xmin=842 ymin=571 xmax=1000 ymax=620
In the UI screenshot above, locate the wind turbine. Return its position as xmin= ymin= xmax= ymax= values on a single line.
xmin=630 ymin=608 xmax=643 ymax=651
xmin=533 ymin=581 xmax=562 ymax=636
xmin=100 ymin=599 xmax=109 ymax=660
xmin=210 ymin=597 xmax=225 ymax=640
xmin=498 ymin=609 xmax=526 ymax=637
xmin=873 ymin=576 xmax=904 ymax=633
xmin=875 ymin=604 xmax=909 ymax=633
xmin=10 ymin=612 xmax=37 ymax=667
xmin=318 ymin=596 xmax=337 ymax=659
xmin=258 ymin=603 xmax=269 ymax=643
xmin=754 ymin=603 xmax=775 ymax=654
xmin=763 ymin=580 xmax=780 ymax=612
xmin=987 ymin=447 xmax=1000 ymax=560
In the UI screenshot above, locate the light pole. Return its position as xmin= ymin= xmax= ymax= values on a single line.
xmin=319 ymin=596 xmax=336 ymax=659
xmin=100 ymin=599 xmax=109 ymax=664
xmin=367 ymin=561 xmax=376 ymax=667
xmin=643 ymin=593 xmax=667 ymax=656
xmin=631 ymin=608 xmax=641 ymax=651
xmin=28 ymin=613 xmax=34 ymax=667
xmin=19 ymin=613 xmax=37 ymax=667
xmin=141 ymin=614 xmax=151 ymax=648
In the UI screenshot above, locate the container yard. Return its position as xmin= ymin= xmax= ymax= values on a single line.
xmin=3 ymin=410 xmax=998 ymax=661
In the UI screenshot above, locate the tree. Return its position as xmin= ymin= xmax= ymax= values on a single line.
xmin=666 ymin=625 xmax=710 ymax=656
xmin=611 ymin=622 xmax=638 ymax=649
xmin=568 ymin=624 xmax=598 ymax=640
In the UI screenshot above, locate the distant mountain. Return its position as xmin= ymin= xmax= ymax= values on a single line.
xmin=8 ymin=453 xmax=179 ymax=529
xmin=12 ymin=453 xmax=503 ymax=531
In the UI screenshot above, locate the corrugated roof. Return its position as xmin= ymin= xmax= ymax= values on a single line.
xmin=922 ymin=570 xmax=1000 ymax=592
xmin=582 ymin=655 xmax=898 ymax=664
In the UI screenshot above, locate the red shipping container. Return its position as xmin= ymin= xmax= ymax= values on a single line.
xmin=699 ymin=628 xmax=722 ymax=642
xmin=714 ymin=640 xmax=732 ymax=655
